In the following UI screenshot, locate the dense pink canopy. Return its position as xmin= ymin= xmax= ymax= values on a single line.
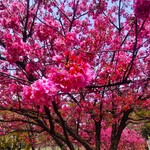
xmin=0 ymin=0 xmax=149 ymax=149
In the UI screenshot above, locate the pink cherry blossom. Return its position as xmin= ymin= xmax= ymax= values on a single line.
xmin=134 ymin=0 xmax=150 ymax=18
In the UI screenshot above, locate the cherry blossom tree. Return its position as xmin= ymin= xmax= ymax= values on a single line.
xmin=0 ymin=0 xmax=149 ymax=149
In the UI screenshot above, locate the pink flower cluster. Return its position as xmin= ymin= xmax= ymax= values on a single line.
xmin=49 ymin=61 xmax=94 ymax=92
xmin=134 ymin=0 xmax=150 ymax=18
xmin=23 ymin=78 xmax=57 ymax=105
xmin=23 ymin=52 xmax=94 ymax=105
xmin=4 ymin=34 xmax=29 ymax=63
xmin=101 ymin=127 xmax=146 ymax=149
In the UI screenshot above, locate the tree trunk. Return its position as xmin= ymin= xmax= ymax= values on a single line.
xmin=109 ymin=109 xmax=133 ymax=150
xmin=95 ymin=101 xmax=103 ymax=150
xmin=95 ymin=121 xmax=101 ymax=150
xmin=31 ymin=146 xmax=35 ymax=150
xmin=109 ymin=136 xmax=120 ymax=150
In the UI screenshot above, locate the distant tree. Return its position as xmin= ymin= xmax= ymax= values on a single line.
xmin=140 ymin=110 xmax=150 ymax=140
xmin=0 ymin=132 xmax=30 ymax=150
